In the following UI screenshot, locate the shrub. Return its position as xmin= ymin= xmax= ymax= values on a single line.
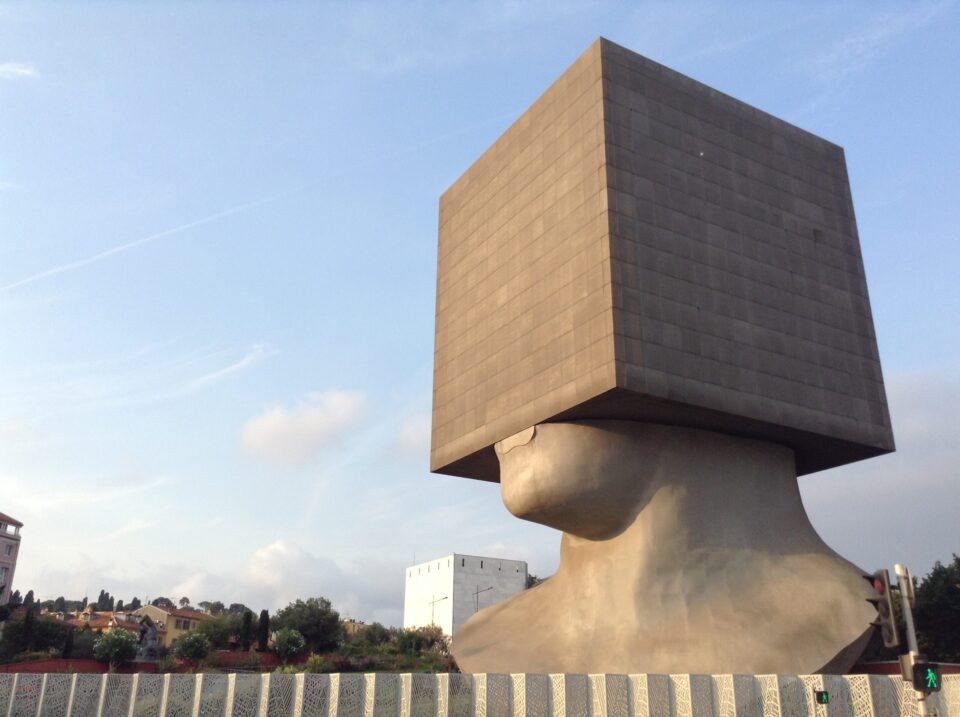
xmin=71 ymin=630 xmax=97 ymax=660
xmin=174 ymin=632 xmax=211 ymax=662
xmin=94 ymin=630 xmax=137 ymax=669
xmin=303 ymin=654 xmax=334 ymax=673
xmin=273 ymin=628 xmax=307 ymax=663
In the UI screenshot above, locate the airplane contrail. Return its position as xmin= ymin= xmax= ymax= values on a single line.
xmin=0 ymin=194 xmax=285 ymax=293
xmin=1 ymin=109 xmax=519 ymax=294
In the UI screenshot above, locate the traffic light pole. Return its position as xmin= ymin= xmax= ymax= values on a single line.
xmin=896 ymin=564 xmax=936 ymax=717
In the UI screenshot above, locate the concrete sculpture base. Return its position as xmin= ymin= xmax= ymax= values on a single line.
xmin=453 ymin=421 xmax=876 ymax=675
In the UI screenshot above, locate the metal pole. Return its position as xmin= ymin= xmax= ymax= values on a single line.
xmin=896 ymin=564 xmax=935 ymax=717
xmin=429 ymin=595 xmax=448 ymax=625
xmin=473 ymin=585 xmax=493 ymax=613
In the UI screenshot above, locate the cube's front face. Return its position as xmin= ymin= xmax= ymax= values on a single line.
xmin=432 ymin=42 xmax=615 ymax=480
xmin=432 ymin=39 xmax=894 ymax=482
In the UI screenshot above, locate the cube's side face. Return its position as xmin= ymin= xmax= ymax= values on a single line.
xmin=432 ymin=42 xmax=615 ymax=480
xmin=600 ymin=41 xmax=894 ymax=471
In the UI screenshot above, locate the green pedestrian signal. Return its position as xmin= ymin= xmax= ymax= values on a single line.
xmin=912 ymin=663 xmax=942 ymax=693
xmin=814 ymin=690 xmax=829 ymax=704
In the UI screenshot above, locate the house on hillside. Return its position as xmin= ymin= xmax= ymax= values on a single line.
xmin=59 ymin=608 xmax=151 ymax=638
xmin=132 ymin=604 xmax=211 ymax=648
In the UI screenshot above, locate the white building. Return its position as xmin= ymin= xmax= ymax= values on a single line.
xmin=403 ymin=553 xmax=527 ymax=636
xmin=0 ymin=511 xmax=23 ymax=605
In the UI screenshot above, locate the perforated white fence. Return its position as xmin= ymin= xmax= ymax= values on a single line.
xmin=0 ymin=672 xmax=955 ymax=717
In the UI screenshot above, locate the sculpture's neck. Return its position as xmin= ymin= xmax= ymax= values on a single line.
xmin=557 ymin=433 xmax=831 ymax=584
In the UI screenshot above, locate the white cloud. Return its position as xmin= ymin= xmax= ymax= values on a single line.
xmin=0 ymin=341 xmax=274 ymax=416
xmin=813 ymin=2 xmax=955 ymax=81
xmin=242 ymin=390 xmax=368 ymax=466
xmin=330 ymin=1 xmax=588 ymax=76
xmin=25 ymin=540 xmax=406 ymax=625
xmin=395 ymin=413 xmax=431 ymax=458
xmin=101 ymin=519 xmax=156 ymax=542
xmin=0 ymin=62 xmax=38 ymax=80
xmin=0 ymin=473 xmax=168 ymax=517
xmin=172 ymin=343 xmax=276 ymax=396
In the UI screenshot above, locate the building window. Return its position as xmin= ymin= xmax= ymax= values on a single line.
xmin=461 ymin=558 xmax=465 ymax=567
xmin=480 ymin=561 xmax=484 ymax=568
xmin=0 ymin=567 xmax=7 ymax=580
xmin=3 ymin=545 xmax=11 ymax=556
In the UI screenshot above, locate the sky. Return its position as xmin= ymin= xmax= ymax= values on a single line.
xmin=1 ymin=1 xmax=958 ymax=628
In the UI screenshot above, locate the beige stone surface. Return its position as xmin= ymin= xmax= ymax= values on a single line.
xmin=432 ymin=39 xmax=893 ymax=481
xmin=452 ymin=421 xmax=877 ymax=675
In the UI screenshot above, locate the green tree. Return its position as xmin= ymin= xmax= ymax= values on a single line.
xmin=272 ymin=597 xmax=343 ymax=653
xmin=8 ymin=590 xmax=21 ymax=606
xmin=272 ymin=628 xmax=307 ymax=663
xmin=179 ymin=596 xmax=191 ymax=608
xmin=228 ymin=603 xmax=250 ymax=615
xmin=152 ymin=597 xmax=174 ymax=608
xmin=94 ymin=629 xmax=137 ymax=670
xmin=115 ymin=599 xmax=124 ymax=612
xmin=396 ymin=625 xmax=445 ymax=656
xmin=196 ymin=614 xmax=234 ymax=649
xmin=240 ymin=610 xmax=254 ymax=651
xmin=53 ymin=596 xmax=66 ymax=612
xmin=23 ymin=608 xmax=35 ymax=644
xmin=71 ymin=629 xmax=97 ymax=660
xmin=0 ymin=614 xmax=68 ymax=659
xmin=128 ymin=597 xmax=142 ymax=611
xmin=174 ymin=632 xmax=211 ymax=662
xmin=198 ymin=600 xmax=225 ymax=615
xmin=916 ymin=554 xmax=960 ymax=662
xmin=62 ymin=630 xmax=74 ymax=659
xmin=257 ymin=609 xmax=270 ymax=650
xmin=23 ymin=590 xmax=34 ymax=608
xmin=360 ymin=622 xmax=391 ymax=646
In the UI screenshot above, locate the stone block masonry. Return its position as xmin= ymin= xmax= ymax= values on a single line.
xmin=432 ymin=38 xmax=894 ymax=481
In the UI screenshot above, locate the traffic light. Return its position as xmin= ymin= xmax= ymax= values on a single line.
xmin=813 ymin=690 xmax=829 ymax=704
xmin=912 ymin=663 xmax=942 ymax=693
xmin=870 ymin=569 xmax=900 ymax=649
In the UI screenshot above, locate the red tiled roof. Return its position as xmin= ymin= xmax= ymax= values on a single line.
xmin=0 ymin=512 xmax=22 ymax=527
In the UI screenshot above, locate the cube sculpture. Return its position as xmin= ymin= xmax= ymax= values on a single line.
xmin=432 ymin=39 xmax=893 ymax=483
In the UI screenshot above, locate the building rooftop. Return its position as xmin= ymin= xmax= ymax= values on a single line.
xmin=0 ymin=511 xmax=23 ymax=528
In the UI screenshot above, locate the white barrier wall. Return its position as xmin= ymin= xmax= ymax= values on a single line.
xmin=0 ymin=672 xmax=955 ymax=717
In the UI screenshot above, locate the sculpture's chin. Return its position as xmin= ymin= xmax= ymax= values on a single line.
xmin=497 ymin=421 xmax=642 ymax=538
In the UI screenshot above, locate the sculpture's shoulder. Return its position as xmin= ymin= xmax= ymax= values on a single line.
xmin=452 ymin=582 xmax=565 ymax=674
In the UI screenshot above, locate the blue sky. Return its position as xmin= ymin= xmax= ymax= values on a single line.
xmin=1 ymin=1 xmax=958 ymax=626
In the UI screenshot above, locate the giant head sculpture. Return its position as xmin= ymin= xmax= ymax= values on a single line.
xmin=432 ymin=38 xmax=893 ymax=675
